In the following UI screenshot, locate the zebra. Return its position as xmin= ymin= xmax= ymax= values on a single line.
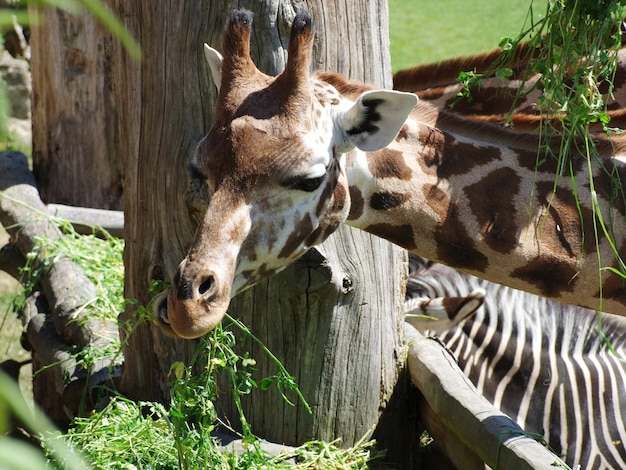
xmin=406 ymin=255 xmax=626 ymax=470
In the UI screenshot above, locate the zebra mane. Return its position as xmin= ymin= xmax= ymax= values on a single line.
xmin=406 ymin=256 xmax=626 ymax=355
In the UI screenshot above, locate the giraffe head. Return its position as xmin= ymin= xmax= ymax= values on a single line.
xmin=156 ymin=10 xmax=417 ymax=338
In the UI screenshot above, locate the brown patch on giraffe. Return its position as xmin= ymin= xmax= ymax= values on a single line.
xmin=347 ymin=186 xmax=364 ymax=221
xmin=331 ymin=178 xmax=347 ymax=210
xmin=591 ymin=161 xmax=626 ymax=217
xmin=534 ymin=181 xmax=598 ymax=258
xmin=423 ymin=183 xmax=450 ymax=217
xmin=435 ymin=208 xmax=489 ymax=272
xmin=368 ymin=148 xmax=413 ymax=180
xmin=319 ymin=181 xmax=347 ymax=231
xmin=278 ymin=214 xmax=313 ymax=259
xmin=370 ymin=191 xmax=410 ymax=210
xmin=424 ymin=183 xmax=489 ymax=271
xmin=315 ymin=176 xmax=336 ymax=217
xmin=365 ymin=223 xmax=417 ymax=250
xmin=417 ymin=127 xmax=447 ymax=177
xmin=307 ymin=177 xmax=348 ymax=246
xmin=516 ymin=149 xmax=585 ymax=176
xmin=511 ymin=256 xmax=577 ymax=297
xmin=304 ymin=225 xmax=325 ymax=247
xmin=597 ymin=270 xmax=626 ymax=305
xmin=421 ymin=134 xmax=502 ymax=180
xmin=465 ymin=167 xmax=521 ymax=254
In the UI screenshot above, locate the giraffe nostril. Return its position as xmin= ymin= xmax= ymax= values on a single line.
xmin=198 ymin=275 xmax=214 ymax=297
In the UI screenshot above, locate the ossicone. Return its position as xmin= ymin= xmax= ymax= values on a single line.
xmin=221 ymin=9 xmax=258 ymax=81
xmin=276 ymin=9 xmax=316 ymax=99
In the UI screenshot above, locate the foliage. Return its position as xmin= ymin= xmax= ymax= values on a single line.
xmin=51 ymin=321 xmax=379 ymax=469
xmin=57 ymin=392 xmax=377 ymax=469
xmin=19 ymin=226 xmax=124 ymax=322
xmin=0 ymin=370 xmax=88 ymax=470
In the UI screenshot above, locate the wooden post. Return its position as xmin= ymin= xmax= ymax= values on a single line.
xmin=110 ymin=0 xmax=413 ymax=464
xmin=29 ymin=6 xmax=123 ymax=210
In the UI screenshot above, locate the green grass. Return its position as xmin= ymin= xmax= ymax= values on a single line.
xmin=389 ymin=0 xmax=547 ymax=70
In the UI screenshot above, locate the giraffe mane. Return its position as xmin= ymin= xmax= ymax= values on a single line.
xmin=314 ymin=71 xmax=376 ymax=99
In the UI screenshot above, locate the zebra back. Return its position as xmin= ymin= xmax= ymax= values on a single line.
xmin=406 ymin=255 xmax=626 ymax=469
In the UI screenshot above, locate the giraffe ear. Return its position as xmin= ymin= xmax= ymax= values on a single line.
xmin=335 ymin=90 xmax=417 ymax=153
xmin=204 ymin=43 xmax=223 ymax=92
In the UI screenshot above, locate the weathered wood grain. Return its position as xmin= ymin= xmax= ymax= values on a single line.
xmin=29 ymin=6 xmax=123 ymax=210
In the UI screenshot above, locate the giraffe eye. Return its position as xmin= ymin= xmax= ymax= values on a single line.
xmin=284 ymin=175 xmax=325 ymax=192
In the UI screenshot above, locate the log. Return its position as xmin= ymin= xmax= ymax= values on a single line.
xmin=405 ymin=323 xmax=567 ymax=469
xmin=0 ymin=151 xmax=114 ymax=348
xmin=0 ymin=150 xmax=121 ymax=419
xmin=48 ymin=204 xmax=124 ymax=238
xmin=21 ymin=293 xmax=121 ymax=420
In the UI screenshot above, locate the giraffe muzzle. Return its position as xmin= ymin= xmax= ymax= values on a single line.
xmin=157 ymin=263 xmax=232 ymax=339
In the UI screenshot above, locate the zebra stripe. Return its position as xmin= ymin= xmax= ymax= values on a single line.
xmin=406 ymin=256 xmax=626 ymax=469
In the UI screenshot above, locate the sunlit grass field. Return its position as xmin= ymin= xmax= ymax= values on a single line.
xmin=389 ymin=0 xmax=547 ymax=70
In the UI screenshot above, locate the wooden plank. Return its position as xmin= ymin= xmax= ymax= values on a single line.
xmin=48 ymin=204 xmax=124 ymax=238
xmin=405 ymin=323 xmax=566 ymax=469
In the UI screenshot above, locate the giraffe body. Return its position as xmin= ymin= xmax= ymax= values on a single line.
xmin=157 ymin=10 xmax=626 ymax=339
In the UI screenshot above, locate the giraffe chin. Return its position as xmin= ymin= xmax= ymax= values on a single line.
xmin=153 ymin=291 xmax=226 ymax=339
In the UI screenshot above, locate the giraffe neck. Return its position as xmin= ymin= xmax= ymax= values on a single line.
xmin=393 ymin=45 xmax=626 ymax=135
xmin=343 ymin=100 xmax=626 ymax=316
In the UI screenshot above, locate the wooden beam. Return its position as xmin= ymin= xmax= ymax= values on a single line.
xmin=48 ymin=204 xmax=123 ymax=238
xmin=405 ymin=323 xmax=566 ymax=469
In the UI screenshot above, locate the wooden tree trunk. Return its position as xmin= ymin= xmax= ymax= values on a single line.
xmin=30 ymin=6 xmax=123 ymax=210
xmin=109 ymin=0 xmax=412 ymax=464
xmin=215 ymin=2 xmax=413 ymax=459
